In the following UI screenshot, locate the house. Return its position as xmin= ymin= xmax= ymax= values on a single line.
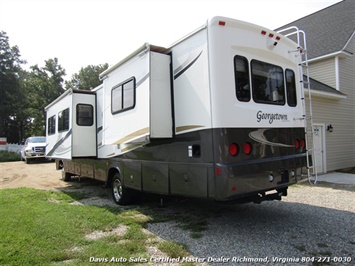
xmin=277 ymin=0 xmax=355 ymax=173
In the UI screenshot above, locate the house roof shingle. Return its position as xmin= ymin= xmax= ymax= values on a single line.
xmin=307 ymin=76 xmax=346 ymax=97
xmin=276 ymin=0 xmax=355 ymax=60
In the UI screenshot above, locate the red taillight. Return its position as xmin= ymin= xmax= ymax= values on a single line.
xmin=229 ymin=143 xmax=239 ymax=157
xmin=301 ymin=139 xmax=306 ymax=149
xmin=295 ymin=139 xmax=300 ymax=150
xmin=261 ymin=30 xmax=267 ymax=35
xmin=216 ymin=166 xmax=221 ymax=176
xmin=243 ymin=142 xmax=252 ymax=155
xmin=268 ymin=33 xmax=274 ymax=38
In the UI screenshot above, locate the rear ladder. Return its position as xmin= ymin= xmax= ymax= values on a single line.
xmin=278 ymin=27 xmax=318 ymax=184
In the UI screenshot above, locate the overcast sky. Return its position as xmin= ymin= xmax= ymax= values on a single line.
xmin=0 ymin=0 xmax=342 ymax=80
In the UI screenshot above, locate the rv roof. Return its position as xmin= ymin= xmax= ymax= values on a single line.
xmin=99 ymin=43 xmax=167 ymax=79
xmin=99 ymin=16 xmax=298 ymax=79
xmin=44 ymin=89 xmax=95 ymax=111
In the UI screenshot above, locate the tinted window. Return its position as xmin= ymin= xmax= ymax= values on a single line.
xmin=112 ymin=77 xmax=136 ymax=114
xmin=58 ymin=108 xmax=70 ymax=132
xmin=286 ymin=69 xmax=297 ymax=107
xmin=234 ymin=56 xmax=250 ymax=102
xmin=251 ymin=60 xmax=285 ymax=105
xmin=76 ymin=104 xmax=94 ymax=126
xmin=47 ymin=115 xmax=56 ymax=135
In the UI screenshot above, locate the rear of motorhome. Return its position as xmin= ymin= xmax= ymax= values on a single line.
xmin=45 ymin=16 xmax=311 ymax=205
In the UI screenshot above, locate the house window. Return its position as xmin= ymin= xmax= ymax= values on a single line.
xmin=234 ymin=55 xmax=250 ymax=102
xmin=76 ymin=104 xmax=94 ymax=126
xmin=112 ymin=77 xmax=136 ymax=114
xmin=285 ymin=69 xmax=297 ymax=107
xmin=47 ymin=115 xmax=56 ymax=135
xmin=58 ymin=108 xmax=70 ymax=132
xmin=251 ymin=60 xmax=285 ymax=105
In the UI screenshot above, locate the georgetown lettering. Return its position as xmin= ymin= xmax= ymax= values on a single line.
xmin=256 ymin=111 xmax=288 ymax=124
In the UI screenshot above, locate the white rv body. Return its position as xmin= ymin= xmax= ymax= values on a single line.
xmin=207 ymin=19 xmax=304 ymax=129
xmin=45 ymin=90 xmax=96 ymax=159
xmin=45 ymin=17 xmax=309 ymax=205
xmin=98 ymin=45 xmax=172 ymax=157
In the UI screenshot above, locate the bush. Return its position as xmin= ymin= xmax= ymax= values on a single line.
xmin=0 ymin=150 xmax=21 ymax=162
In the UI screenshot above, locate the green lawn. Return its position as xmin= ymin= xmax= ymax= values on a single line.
xmin=0 ymin=188 xmax=189 ymax=265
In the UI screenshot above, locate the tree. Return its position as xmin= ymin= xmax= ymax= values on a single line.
xmin=0 ymin=31 xmax=66 ymax=142
xmin=0 ymin=31 xmax=26 ymax=142
xmin=65 ymin=63 xmax=109 ymax=90
xmin=25 ymin=58 xmax=66 ymax=136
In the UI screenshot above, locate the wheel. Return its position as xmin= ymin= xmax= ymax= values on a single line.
xmin=25 ymin=157 xmax=31 ymax=164
xmin=111 ymin=173 xmax=132 ymax=205
xmin=62 ymin=168 xmax=72 ymax=181
xmin=56 ymin=160 xmax=64 ymax=170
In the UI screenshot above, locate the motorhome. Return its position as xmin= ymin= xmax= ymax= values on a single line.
xmin=45 ymin=16 xmax=313 ymax=205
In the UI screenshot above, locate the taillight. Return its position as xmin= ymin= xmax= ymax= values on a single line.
xmin=229 ymin=143 xmax=239 ymax=157
xmin=216 ymin=166 xmax=221 ymax=176
xmin=243 ymin=142 xmax=252 ymax=155
xmin=301 ymin=139 xmax=306 ymax=149
xmin=295 ymin=139 xmax=300 ymax=150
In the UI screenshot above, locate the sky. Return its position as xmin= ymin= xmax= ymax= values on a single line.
xmin=0 ymin=0 xmax=342 ymax=80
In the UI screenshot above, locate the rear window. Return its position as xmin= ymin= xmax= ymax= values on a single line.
xmin=234 ymin=55 xmax=250 ymax=102
xmin=251 ymin=60 xmax=285 ymax=105
xmin=285 ymin=69 xmax=297 ymax=107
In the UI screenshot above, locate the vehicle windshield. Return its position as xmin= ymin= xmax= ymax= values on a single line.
xmin=28 ymin=137 xmax=46 ymax=143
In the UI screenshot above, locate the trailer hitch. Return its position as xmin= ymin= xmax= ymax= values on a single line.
xmin=253 ymin=188 xmax=288 ymax=204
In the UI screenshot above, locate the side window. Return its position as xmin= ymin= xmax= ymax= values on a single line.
xmin=58 ymin=108 xmax=70 ymax=132
xmin=47 ymin=115 xmax=56 ymax=135
xmin=234 ymin=55 xmax=250 ymax=102
xmin=251 ymin=60 xmax=285 ymax=105
xmin=112 ymin=77 xmax=136 ymax=114
xmin=286 ymin=69 xmax=297 ymax=107
xmin=76 ymin=104 xmax=94 ymax=126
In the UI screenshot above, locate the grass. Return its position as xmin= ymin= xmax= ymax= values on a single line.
xmin=158 ymin=242 xmax=189 ymax=258
xmin=0 ymin=150 xmax=21 ymax=162
xmin=0 ymin=188 xmax=190 ymax=265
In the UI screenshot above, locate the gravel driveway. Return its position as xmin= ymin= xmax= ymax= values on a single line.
xmin=1 ymin=162 xmax=354 ymax=265
xmin=147 ymin=184 xmax=354 ymax=265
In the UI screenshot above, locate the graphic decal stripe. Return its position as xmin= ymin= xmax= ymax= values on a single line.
xmin=136 ymin=73 xmax=149 ymax=87
xmin=46 ymin=129 xmax=72 ymax=156
xmin=174 ymin=51 xmax=203 ymax=79
xmin=249 ymin=129 xmax=294 ymax=147
xmin=113 ymin=127 xmax=149 ymax=145
xmin=176 ymin=125 xmax=205 ymax=133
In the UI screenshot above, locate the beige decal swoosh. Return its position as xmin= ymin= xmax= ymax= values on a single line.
xmin=176 ymin=125 xmax=205 ymax=133
xmin=113 ymin=127 xmax=149 ymax=145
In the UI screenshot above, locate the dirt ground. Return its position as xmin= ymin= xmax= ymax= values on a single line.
xmin=0 ymin=161 xmax=68 ymax=190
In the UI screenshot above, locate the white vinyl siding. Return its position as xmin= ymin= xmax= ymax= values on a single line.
xmin=308 ymin=35 xmax=355 ymax=172
xmin=309 ymin=58 xmax=336 ymax=89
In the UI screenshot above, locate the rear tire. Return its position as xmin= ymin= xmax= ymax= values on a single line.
xmin=62 ymin=168 xmax=72 ymax=181
xmin=111 ymin=173 xmax=132 ymax=205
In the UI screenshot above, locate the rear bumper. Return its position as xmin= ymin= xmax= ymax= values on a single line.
xmin=214 ymin=153 xmax=307 ymax=201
